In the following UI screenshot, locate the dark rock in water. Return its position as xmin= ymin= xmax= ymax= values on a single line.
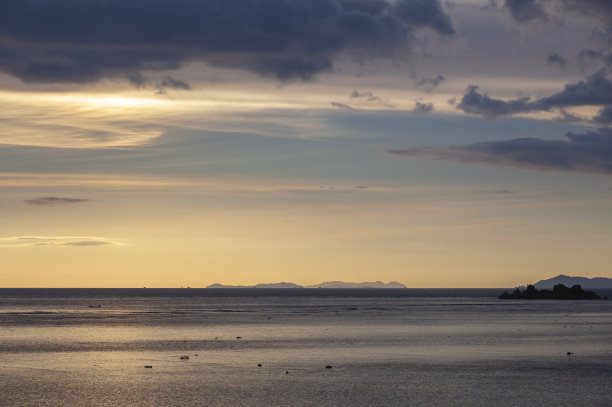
xmin=566 ymin=352 xmax=574 ymax=355
xmin=257 ymin=363 xmax=262 ymax=367
xmin=285 ymin=371 xmax=289 ymax=374
xmin=179 ymin=355 xmax=190 ymax=360
xmin=144 ymin=365 xmax=152 ymax=368
xmin=499 ymin=284 xmax=601 ymax=300
xmin=325 ymin=365 xmax=333 ymax=369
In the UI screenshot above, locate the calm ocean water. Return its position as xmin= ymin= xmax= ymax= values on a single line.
xmin=1 ymin=288 xmax=611 ymax=406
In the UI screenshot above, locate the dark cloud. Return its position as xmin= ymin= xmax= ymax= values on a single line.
xmin=0 ymin=0 xmax=454 ymax=84
xmin=593 ymin=106 xmax=612 ymax=124
xmin=458 ymin=71 xmax=612 ymax=118
xmin=415 ymin=74 xmax=445 ymax=92
xmin=547 ymin=53 xmax=567 ymax=69
xmin=331 ymin=101 xmax=355 ymax=111
xmin=350 ymin=90 xmax=383 ymax=102
xmin=504 ymin=0 xmax=545 ymax=23
xmin=457 ymin=85 xmax=530 ymax=118
xmin=127 ymin=73 xmax=191 ymax=93
xmin=578 ymin=49 xmax=603 ymax=63
xmin=349 ymin=90 xmax=394 ymax=107
xmin=505 ymin=0 xmax=612 ymax=23
xmin=560 ymin=0 xmax=612 ymax=20
xmin=554 ymin=109 xmax=584 ymax=123
xmin=389 ymin=128 xmax=612 ymax=175
xmin=25 ymin=197 xmax=90 ymax=206
xmin=158 ymin=76 xmax=191 ymax=91
xmin=392 ymin=0 xmax=455 ymax=35
xmin=535 ymin=71 xmax=612 ymax=109
xmin=411 ymin=102 xmax=433 ymax=113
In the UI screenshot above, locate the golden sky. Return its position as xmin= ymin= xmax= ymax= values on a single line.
xmin=1 ymin=0 xmax=611 ymax=287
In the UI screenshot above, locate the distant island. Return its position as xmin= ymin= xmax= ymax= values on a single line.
xmin=533 ymin=275 xmax=612 ymax=289
xmin=206 ymin=281 xmax=407 ymax=289
xmin=499 ymin=284 xmax=602 ymax=300
xmin=206 ymin=282 xmax=302 ymax=289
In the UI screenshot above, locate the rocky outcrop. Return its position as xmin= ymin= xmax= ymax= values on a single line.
xmin=499 ymin=284 xmax=601 ymax=300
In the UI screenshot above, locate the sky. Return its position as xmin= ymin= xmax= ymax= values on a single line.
xmin=1 ymin=0 xmax=611 ymax=288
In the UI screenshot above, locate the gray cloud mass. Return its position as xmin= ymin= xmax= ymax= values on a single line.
xmin=415 ymin=74 xmax=445 ymax=92
xmin=411 ymin=102 xmax=433 ymax=114
xmin=0 ymin=0 xmax=454 ymax=84
xmin=547 ymin=53 xmax=567 ymax=70
xmin=350 ymin=90 xmax=383 ymax=103
xmin=593 ymin=106 xmax=612 ymax=124
xmin=458 ymin=71 xmax=612 ymax=119
xmin=504 ymin=0 xmax=546 ymax=23
xmin=505 ymin=0 xmax=612 ymax=24
xmin=389 ymin=128 xmax=612 ymax=175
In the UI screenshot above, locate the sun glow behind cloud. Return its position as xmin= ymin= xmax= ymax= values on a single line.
xmin=0 ymin=91 xmax=166 ymax=148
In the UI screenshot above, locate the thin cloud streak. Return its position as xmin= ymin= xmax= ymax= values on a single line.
xmin=0 ymin=236 xmax=122 ymax=248
xmin=0 ymin=172 xmax=391 ymax=193
xmin=25 ymin=197 xmax=90 ymax=206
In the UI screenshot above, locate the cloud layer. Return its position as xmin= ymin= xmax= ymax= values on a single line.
xmin=0 ymin=0 xmax=454 ymax=84
xmin=389 ymin=128 xmax=612 ymax=175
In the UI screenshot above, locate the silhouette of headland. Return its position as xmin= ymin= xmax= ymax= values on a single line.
xmin=533 ymin=275 xmax=612 ymax=289
xmin=499 ymin=284 xmax=602 ymax=300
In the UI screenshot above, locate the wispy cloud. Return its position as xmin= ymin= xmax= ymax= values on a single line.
xmin=0 ymin=172 xmax=389 ymax=193
xmin=331 ymin=102 xmax=355 ymax=111
xmin=349 ymin=90 xmax=394 ymax=108
xmin=127 ymin=73 xmax=192 ymax=94
xmin=25 ymin=197 xmax=89 ymax=206
xmin=0 ymin=91 xmax=164 ymax=148
xmin=415 ymin=75 xmax=445 ymax=92
xmin=0 ymin=236 xmax=122 ymax=248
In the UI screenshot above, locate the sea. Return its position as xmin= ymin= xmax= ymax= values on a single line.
xmin=1 ymin=288 xmax=612 ymax=407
